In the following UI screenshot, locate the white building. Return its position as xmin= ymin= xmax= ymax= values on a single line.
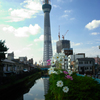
xmin=7 ymin=52 xmax=14 ymax=60
xmin=68 ymin=54 xmax=85 ymax=70
xmin=19 ymin=57 xmax=27 ymax=64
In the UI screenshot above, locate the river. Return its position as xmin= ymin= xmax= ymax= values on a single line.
xmin=24 ymin=78 xmax=45 ymax=100
xmin=15 ymin=76 xmax=49 ymax=100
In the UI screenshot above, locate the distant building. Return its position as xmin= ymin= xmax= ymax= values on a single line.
xmin=93 ymin=56 xmax=100 ymax=75
xmin=61 ymin=48 xmax=73 ymax=57
xmin=1 ymin=59 xmax=15 ymax=76
xmin=76 ymin=53 xmax=85 ymax=58
xmin=19 ymin=57 xmax=27 ymax=64
xmin=93 ymin=57 xmax=100 ymax=65
xmin=68 ymin=53 xmax=85 ymax=62
xmin=68 ymin=54 xmax=85 ymax=70
xmin=28 ymin=58 xmax=33 ymax=64
xmin=35 ymin=62 xmax=37 ymax=65
xmin=76 ymin=58 xmax=95 ymax=75
xmin=56 ymin=40 xmax=71 ymax=53
xmin=7 ymin=52 xmax=14 ymax=60
xmin=56 ymin=40 xmax=73 ymax=69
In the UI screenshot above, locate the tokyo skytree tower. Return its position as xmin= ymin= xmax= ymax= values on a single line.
xmin=42 ymin=0 xmax=53 ymax=66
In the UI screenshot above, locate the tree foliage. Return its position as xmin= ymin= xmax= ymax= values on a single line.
xmin=0 ymin=40 xmax=9 ymax=61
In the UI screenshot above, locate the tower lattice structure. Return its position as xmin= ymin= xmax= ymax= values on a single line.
xmin=42 ymin=0 xmax=53 ymax=66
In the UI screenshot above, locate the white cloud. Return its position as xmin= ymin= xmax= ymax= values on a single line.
xmin=3 ymin=26 xmax=15 ymax=32
xmin=96 ymin=42 xmax=100 ymax=44
xmin=29 ymin=24 xmax=41 ymax=35
xmin=0 ymin=24 xmax=44 ymax=63
xmin=27 ymin=44 xmax=33 ymax=47
xmin=34 ymin=35 xmax=44 ymax=42
xmin=8 ymin=9 xmax=35 ymax=22
xmin=3 ymin=24 xmax=41 ymax=37
xmin=71 ymin=42 xmax=82 ymax=46
xmin=74 ymin=46 xmax=100 ymax=58
xmin=61 ymin=14 xmax=68 ymax=18
xmin=64 ymin=10 xmax=72 ymax=13
xmin=52 ymin=5 xmax=61 ymax=9
xmin=86 ymin=41 xmax=93 ymax=44
xmin=23 ymin=47 xmax=31 ymax=50
xmin=91 ymin=32 xmax=100 ymax=35
xmin=23 ymin=0 xmax=42 ymax=11
xmin=8 ymin=8 xmax=12 ymax=11
xmin=85 ymin=20 xmax=100 ymax=30
xmin=92 ymin=46 xmax=97 ymax=48
xmin=57 ymin=0 xmax=63 ymax=2
xmin=7 ymin=0 xmax=42 ymax=22
xmin=70 ymin=18 xmax=75 ymax=20
xmin=57 ymin=0 xmax=72 ymax=3
xmin=53 ymin=5 xmax=58 ymax=8
xmin=38 ymin=47 xmax=43 ymax=52
xmin=11 ymin=9 xmax=31 ymax=18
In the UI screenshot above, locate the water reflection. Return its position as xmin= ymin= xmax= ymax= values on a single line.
xmin=42 ymin=76 xmax=49 ymax=95
xmin=1 ymin=75 xmax=50 ymax=100
xmin=24 ymin=78 xmax=45 ymax=100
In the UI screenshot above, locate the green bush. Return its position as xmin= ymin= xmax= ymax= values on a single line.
xmin=45 ymin=69 xmax=100 ymax=100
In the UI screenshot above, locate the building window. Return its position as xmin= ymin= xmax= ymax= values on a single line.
xmin=79 ymin=61 xmax=83 ymax=64
xmin=89 ymin=61 xmax=92 ymax=64
xmin=84 ymin=61 xmax=88 ymax=64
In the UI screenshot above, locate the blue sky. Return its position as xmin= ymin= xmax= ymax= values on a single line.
xmin=0 ymin=0 xmax=100 ymax=64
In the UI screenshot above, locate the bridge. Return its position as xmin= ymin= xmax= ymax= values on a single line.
xmin=37 ymin=66 xmax=51 ymax=71
xmin=34 ymin=65 xmax=55 ymax=71
xmin=40 ymin=67 xmax=49 ymax=71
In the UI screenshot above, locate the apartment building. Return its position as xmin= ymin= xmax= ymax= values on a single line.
xmin=76 ymin=58 xmax=95 ymax=75
xmin=68 ymin=53 xmax=85 ymax=70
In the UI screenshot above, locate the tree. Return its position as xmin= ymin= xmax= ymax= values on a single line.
xmin=0 ymin=40 xmax=9 ymax=60
xmin=0 ymin=40 xmax=9 ymax=73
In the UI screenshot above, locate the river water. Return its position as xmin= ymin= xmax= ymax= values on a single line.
xmin=24 ymin=78 xmax=45 ymax=100
xmin=15 ymin=76 xmax=49 ymax=100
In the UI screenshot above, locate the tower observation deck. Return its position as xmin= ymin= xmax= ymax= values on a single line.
xmin=42 ymin=0 xmax=53 ymax=66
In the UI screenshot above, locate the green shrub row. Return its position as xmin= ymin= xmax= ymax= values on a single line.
xmin=45 ymin=69 xmax=100 ymax=100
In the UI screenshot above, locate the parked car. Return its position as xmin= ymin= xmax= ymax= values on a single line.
xmin=23 ymin=69 xmax=28 ymax=72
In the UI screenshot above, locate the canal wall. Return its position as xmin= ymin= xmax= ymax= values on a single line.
xmin=0 ymin=71 xmax=43 ymax=100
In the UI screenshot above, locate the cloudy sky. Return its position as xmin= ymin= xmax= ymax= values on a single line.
xmin=0 ymin=0 xmax=100 ymax=64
